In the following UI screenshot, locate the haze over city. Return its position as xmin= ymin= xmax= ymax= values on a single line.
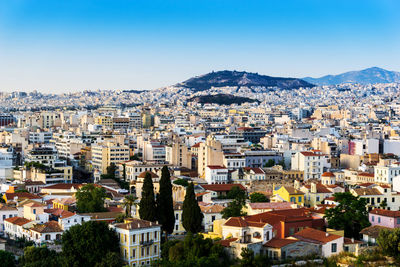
xmin=0 ymin=0 xmax=399 ymax=92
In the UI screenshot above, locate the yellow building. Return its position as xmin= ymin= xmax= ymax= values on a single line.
xmin=94 ymin=116 xmax=113 ymax=128
xmin=112 ymin=218 xmax=161 ymax=267
xmin=272 ymin=185 xmax=304 ymax=206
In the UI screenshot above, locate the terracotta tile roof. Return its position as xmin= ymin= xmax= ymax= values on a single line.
xmin=243 ymin=167 xmax=265 ymax=174
xmin=344 ymin=237 xmax=364 ymax=244
xmin=114 ymin=218 xmax=160 ymax=230
xmin=300 ymin=151 xmax=324 ymax=157
xmin=4 ymin=216 xmax=32 ymax=226
xmin=358 ymin=173 xmax=374 ymax=177
xmin=353 ymin=188 xmax=382 ymax=196
xmin=191 ymin=142 xmax=202 ymax=148
xmin=248 ymin=202 xmax=295 ymax=210
xmin=293 ymin=228 xmax=342 ymax=244
xmin=321 ymin=172 xmax=335 ymax=177
xmin=44 ymin=208 xmax=75 ymax=218
xmin=5 ymin=192 xmax=42 ymax=201
xmin=0 ymin=204 xmax=17 ymax=211
xmin=196 ymin=192 xmax=210 ymax=197
xmin=199 ymin=203 xmax=224 ymax=213
xmin=360 ymin=225 xmax=392 ymax=239
xmin=358 ymin=183 xmax=375 ymax=188
xmin=80 ymin=211 xmax=123 ymax=220
xmin=31 ymin=221 xmax=63 ymax=233
xmin=224 ymin=216 xmax=267 ymax=228
xmin=24 ymin=202 xmax=46 ymax=208
xmin=370 ymin=208 xmax=400 ymax=218
xmin=303 ymin=184 xmax=332 ymax=194
xmin=264 ymin=238 xmax=299 ymax=248
xmin=218 ymin=238 xmax=238 ymax=247
xmin=201 ymin=184 xmax=246 ymax=192
xmin=42 ymin=183 xmax=82 ymax=190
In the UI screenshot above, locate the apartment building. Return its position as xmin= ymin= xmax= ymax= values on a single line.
xmin=92 ymin=142 xmax=130 ymax=174
xmin=291 ymin=151 xmax=326 ymax=181
xmin=111 ymin=218 xmax=161 ymax=267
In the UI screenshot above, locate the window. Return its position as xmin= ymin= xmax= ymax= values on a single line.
xmin=132 ymin=249 xmax=136 ymax=258
xmin=331 ymin=243 xmax=337 ymax=253
xmin=378 ymin=217 xmax=381 ymax=223
xmin=154 ymin=231 xmax=157 ymax=240
xmin=298 ymin=196 xmax=302 ymax=203
xmin=133 ymin=234 xmax=136 ymax=243
xmin=397 ymin=218 xmax=400 ymax=224
xmin=146 ymin=247 xmax=149 ymax=256
xmin=371 ymin=216 xmax=374 ymax=222
xmin=154 ymin=245 xmax=157 ymax=254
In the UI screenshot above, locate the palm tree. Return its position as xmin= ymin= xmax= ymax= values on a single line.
xmin=123 ymin=195 xmax=137 ymax=217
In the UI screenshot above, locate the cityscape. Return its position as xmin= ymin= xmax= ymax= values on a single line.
xmin=1 ymin=1 xmax=400 ymax=267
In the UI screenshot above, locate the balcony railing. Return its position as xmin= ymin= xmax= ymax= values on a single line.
xmin=140 ymin=239 xmax=154 ymax=246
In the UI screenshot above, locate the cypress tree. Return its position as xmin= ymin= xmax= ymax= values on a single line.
xmin=139 ymin=172 xmax=157 ymax=222
xmin=182 ymin=182 xmax=203 ymax=233
xmin=157 ymin=166 xmax=175 ymax=239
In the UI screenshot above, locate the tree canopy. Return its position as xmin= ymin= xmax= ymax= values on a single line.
xmin=377 ymin=228 xmax=400 ymax=259
xmin=75 ymin=184 xmax=107 ymax=213
xmin=249 ymin=192 xmax=269 ymax=203
xmin=62 ymin=221 xmax=122 ymax=267
xmin=324 ymin=192 xmax=370 ymax=238
xmin=157 ymin=166 xmax=175 ymax=237
xmin=139 ymin=172 xmax=157 ymax=222
xmin=160 ymin=233 xmax=231 ymax=267
xmin=221 ymin=186 xmax=247 ymax=219
xmin=182 ymin=182 xmax=203 ymax=233
xmin=20 ymin=246 xmax=61 ymax=267
xmin=0 ymin=250 xmax=16 ymax=267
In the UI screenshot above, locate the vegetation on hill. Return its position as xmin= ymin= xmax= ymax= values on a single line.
xmin=188 ymin=94 xmax=259 ymax=105
xmin=178 ymin=70 xmax=314 ymax=91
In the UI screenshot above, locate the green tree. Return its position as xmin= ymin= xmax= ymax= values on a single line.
xmin=324 ymin=192 xmax=370 ymax=238
xmin=139 ymin=172 xmax=157 ymax=222
xmin=122 ymin=164 xmax=126 ymax=181
xmin=226 ymin=185 xmax=246 ymax=199
xmin=0 ymin=250 xmax=16 ymax=267
xmin=221 ymin=187 xmax=247 ymax=219
xmin=377 ymin=228 xmax=400 ymax=258
xmin=94 ymin=252 xmax=124 ymax=267
xmin=240 ymin=248 xmax=255 ymax=267
xmin=173 ymin=178 xmax=189 ymax=187
xmin=264 ymin=159 xmax=275 ymax=168
xmin=62 ymin=221 xmax=121 ymax=267
xmin=182 ymin=182 xmax=203 ymax=233
xmin=161 ymin=233 xmax=230 ymax=266
xmin=249 ymin=192 xmax=269 ymax=203
xmin=20 ymin=246 xmax=61 ymax=267
xmin=75 ymin=184 xmax=107 ymax=213
xmin=157 ymin=166 xmax=175 ymax=239
xmin=122 ymin=194 xmax=137 ymax=217
xmin=106 ymin=163 xmax=117 ymax=180
xmin=380 ymin=199 xmax=388 ymax=209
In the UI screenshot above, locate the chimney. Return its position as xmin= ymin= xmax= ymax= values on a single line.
xmin=326 ymin=232 xmax=329 ymax=237
xmin=351 ymin=238 xmax=354 ymax=243
xmin=311 ymin=182 xmax=317 ymax=194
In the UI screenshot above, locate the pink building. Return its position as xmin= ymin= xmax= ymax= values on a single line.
xmin=369 ymin=209 xmax=400 ymax=228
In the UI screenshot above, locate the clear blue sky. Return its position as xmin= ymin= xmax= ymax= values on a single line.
xmin=0 ymin=0 xmax=399 ymax=92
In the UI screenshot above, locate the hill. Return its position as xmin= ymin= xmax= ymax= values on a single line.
xmin=188 ymin=94 xmax=259 ymax=105
xmin=176 ymin=70 xmax=314 ymax=91
xmin=303 ymin=67 xmax=400 ymax=85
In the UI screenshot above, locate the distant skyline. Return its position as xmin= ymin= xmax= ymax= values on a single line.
xmin=0 ymin=0 xmax=399 ymax=92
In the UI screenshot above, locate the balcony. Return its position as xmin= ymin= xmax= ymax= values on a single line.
xmin=140 ymin=239 xmax=154 ymax=246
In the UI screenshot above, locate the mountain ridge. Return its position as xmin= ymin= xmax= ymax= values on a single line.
xmin=302 ymin=67 xmax=400 ymax=85
xmin=174 ymin=70 xmax=314 ymax=91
